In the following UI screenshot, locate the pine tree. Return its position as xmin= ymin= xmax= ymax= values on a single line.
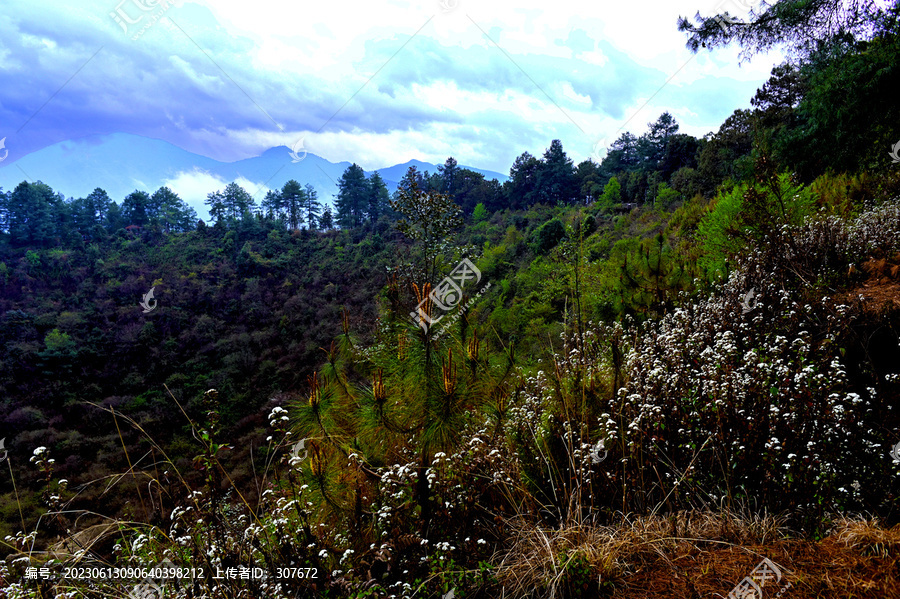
xmin=85 ymin=188 xmax=111 ymax=224
xmin=536 ymin=139 xmax=578 ymax=205
xmin=319 ymin=205 xmax=334 ymax=229
xmin=294 ymin=171 xmax=505 ymax=539
xmin=123 ymin=190 xmax=151 ymax=226
xmin=262 ymin=189 xmax=284 ymax=221
xmin=8 ymin=182 xmax=56 ymax=246
xmin=391 ymin=166 xmax=463 ymax=287
xmin=151 ymin=186 xmax=184 ymax=232
xmin=280 ymin=180 xmax=306 ymax=230
xmin=304 ymin=184 xmax=321 ymax=229
xmin=0 ymin=187 xmax=9 ymax=235
xmin=437 ymin=157 xmax=460 ymax=195
xmin=504 ymin=151 xmax=540 ymax=209
xmin=205 ymin=191 xmax=226 ymax=224
xmin=366 ymin=172 xmax=390 ymax=223
xmin=336 ymin=164 xmax=368 ymax=228
xmin=221 ymin=182 xmax=255 ymax=221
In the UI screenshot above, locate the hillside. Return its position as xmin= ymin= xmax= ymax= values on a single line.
xmin=2 ymin=1 xmax=900 ymax=598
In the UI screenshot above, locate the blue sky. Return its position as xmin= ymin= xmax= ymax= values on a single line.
xmin=0 ymin=0 xmax=784 ymax=179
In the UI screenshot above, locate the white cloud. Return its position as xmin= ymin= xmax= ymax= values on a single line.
xmin=162 ymin=168 xmax=270 ymax=220
xmin=2 ymin=0 xmax=787 ymax=174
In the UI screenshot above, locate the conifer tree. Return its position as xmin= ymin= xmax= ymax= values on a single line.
xmin=304 ymin=184 xmax=321 ymax=229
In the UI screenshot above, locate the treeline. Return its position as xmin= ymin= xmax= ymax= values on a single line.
xmin=3 ymin=0 xmax=899 ymax=249
xmin=0 ymin=103 xmax=786 ymax=250
xmin=0 ymin=183 xmax=198 ymax=247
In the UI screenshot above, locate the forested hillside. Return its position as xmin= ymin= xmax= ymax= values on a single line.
xmin=2 ymin=1 xmax=900 ymax=597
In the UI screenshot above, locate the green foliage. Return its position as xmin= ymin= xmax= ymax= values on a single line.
xmin=391 ymin=166 xmax=464 ymax=284
xmin=581 ymin=214 xmax=597 ymax=237
xmin=678 ymin=0 xmax=890 ymax=60
xmin=43 ymin=328 xmax=74 ymax=353
xmin=598 ymin=176 xmax=621 ymax=211
xmin=654 ymin=182 xmax=680 ymax=211
xmin=336 ymin=164 xmax=368 ymax=228
xmin=535 ymin=139 xmax=578 ymax=204
xmin=532 ymin=218 xmax=566 ymax=254
xmin=775 ymin=25 xmax=900 ymax=177
xmin=472 ymin=202 xmax=489 ymax=223
xmin=3 ymin=11 xmax=900 ymax=585
xmin=698 ymin=172 xmax=814 ymax=278
xmin=504 ymin=151 xmax=541 ymax=209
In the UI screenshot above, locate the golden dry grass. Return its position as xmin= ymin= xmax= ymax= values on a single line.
xmin=492 ymin=512 xmax=900 ymax=598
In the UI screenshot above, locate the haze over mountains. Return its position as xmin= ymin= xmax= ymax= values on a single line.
xmin=0 ymin=133 xmax=507 ymax=221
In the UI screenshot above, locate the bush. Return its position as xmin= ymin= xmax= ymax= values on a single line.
xmin=698 ymin=173 xmax=815 ymax=278
xmin=533 ymin=218 xmax=567 ymax=254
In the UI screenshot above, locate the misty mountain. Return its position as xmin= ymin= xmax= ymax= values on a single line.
xmin=0 ymin=133 xmax=507 ymax=220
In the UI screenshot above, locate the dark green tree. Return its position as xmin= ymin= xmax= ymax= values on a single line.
xmin=576 ymin=159 xmax=604 ymax=201
xmin=262 ymin=189 xmax=284 ymax=222
xmin=437 ymin=156 xmax=460 ymax=195
xmin=85 ymin=188 xmax=111 ymax=225
xmin=205 ymin=191 xmax=226 ymax=225
xmin=366 ymin=172 xmax=391 ymax=223
xmin=222 ymin=182 xmax=255 ymax=221
xmin=776 ymin=25 xmax=900 ymax=177
xmin=504 ymin=151 xmax=541 ymax=209
xmin=0 ymin=188 xmax=9 ymax=235
xmin=536 ymin=140 xmax=578 ymax=205
xmin=601 ymin=132 xmax=640 ymax=176
xmin=122 ymin=190 xmax=151 ymax=226
xmin=319 ymin=205 xmax=334 ymax=229
xmin=697 ymin=109 xmax=755 ymax=194
xmin=8 ymin=182 xmax=57 ymax=246
xmin=281 ymin=180 xmax=306 ymax=230
xmin=391 ymin=166 xmax=463 ymax=286
xmin=638 ymin=112 xmax=680 ymax=171
xmin=533 ymin=218 xmax=567 ymax=254
xmin=678 ymin=0 xmax=888 ymax=60
xmin=304 ymin=184 xmax=321 ymax=229
xmin=151 ymin=187 xmax=189 ymax=232
xmin=659 ymin=133 xmax=702 ymax=180
xmin=336 ymin=164 xmax=368 ymax=228
xmin=104 ymin=201 xmax=124 ymax=232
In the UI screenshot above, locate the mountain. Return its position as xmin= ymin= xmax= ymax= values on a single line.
xmin=0 ymin=133 xmax=507 ymax=220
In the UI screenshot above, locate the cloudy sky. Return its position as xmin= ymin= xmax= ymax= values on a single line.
xmin=0 ymin=0 xmax=784 ymax=176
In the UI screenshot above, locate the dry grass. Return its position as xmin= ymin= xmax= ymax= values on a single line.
xmin=493 ymin=510 xmax=789 ymax=598
xmin=492 ymin=512 xmax=900 ymax=599
xmin=833 ymin=517 xmax=900 ymax=558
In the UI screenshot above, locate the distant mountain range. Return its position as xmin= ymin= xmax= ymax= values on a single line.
xmin=0 ymin=133 xmax=507 ymax=220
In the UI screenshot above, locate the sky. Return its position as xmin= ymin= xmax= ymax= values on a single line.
xmin=0 ymin=0 xmax=785 ymax=179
